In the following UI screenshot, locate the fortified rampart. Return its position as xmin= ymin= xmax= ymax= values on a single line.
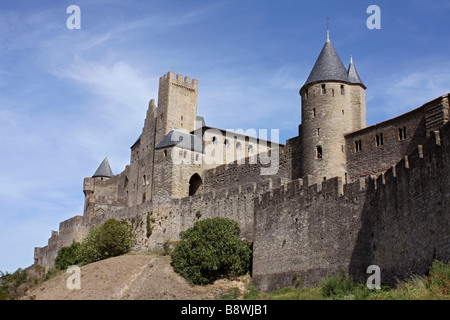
xmin=252 ymin=121 xmax=450 ymax=292
xmin=34 ymin=175 xmax=286 ymax=271
xmin=345 ymin=94 xmax=449 ymax=181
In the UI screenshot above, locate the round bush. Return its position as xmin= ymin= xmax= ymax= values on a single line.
xmin=79 ymin=218 xmax=136 ymax=265
xmin=171 ymin=217 xmax=251 ymax=285
xmin=55 ymin=241 xmax=81 ymax=270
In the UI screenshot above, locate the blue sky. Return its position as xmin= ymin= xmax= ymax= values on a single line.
xmin=1 ymin=0 xmax=449 ymax=273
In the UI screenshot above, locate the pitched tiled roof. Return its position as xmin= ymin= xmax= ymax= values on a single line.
xmin=155 ymin=129 xmax=203 ymax=153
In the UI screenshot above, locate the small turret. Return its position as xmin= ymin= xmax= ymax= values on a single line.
xmin=92 ymin=157 xmax=113 ymax=178
xmin=299 ymin=31 xmax=367 ymax=185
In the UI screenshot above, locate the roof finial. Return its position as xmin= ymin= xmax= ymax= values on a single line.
xmin=326 ymin=17 xmax=330 ymax=42
xmin=350 ymin=55 xmax=353 ymax=64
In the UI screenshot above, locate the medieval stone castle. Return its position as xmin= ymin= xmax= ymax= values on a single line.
xmin=34 ymin=34 xmax=449 ymax=292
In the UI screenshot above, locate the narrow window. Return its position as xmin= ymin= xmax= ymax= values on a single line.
xmin=212 ymin=136 xmax=216 ymax=145
xmin=355 ymin=140 xmax=362 ymax=152
xmin=195 ymin=154 xmax=199 ymax=162
xmin=331 ymin=89 xmax=335 ymax=97
xmin=317 ymin=146 xmax=323 ymax=159
xmin=399 ymin=127 xmax=407 ymax=141
xmin=376 ymin=133 xmax=384 ymax=146
xmin=317 ymin=128 xmax=320 ymax=136
xmin=312 ymin=108 xmax=316 ymax=117
xmin=323 ymin=177 xmax=327 ymax=181
xmin=342 ymin=110 xmax=345 ymax=115
xmin=143 ymin=175 xmax=146 ymax=186
xmin=341 ymin=85 xmax=345 ymax=95
xmin=224 ymin=139 xmax=229 ymax=148
xmin=181 ymin=116 xmax=184 ymax=121
xmin=142 ymin=192 xmax=146 ymax=203
xmin=321 ymin=84 xmax=326 ymax=94
xmin=236 ymin=142 xmax=242 ymax=150
xmin=248 ymin=145 xmax=253 ymax=153
xmin=183 ymin=151 xmax=187 ymax=158
xmin=164 ymin=150 xmax=167 ymax=158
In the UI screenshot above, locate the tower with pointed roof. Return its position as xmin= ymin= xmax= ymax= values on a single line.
xmin=299 ymin=31 xmax=366 ymax=185
xmin=92 ymin=157 xmax=114 ymax=179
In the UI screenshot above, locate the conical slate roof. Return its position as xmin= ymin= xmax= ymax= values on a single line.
xmin=92 ymin=157 xmax=114 ymax=178
xmin=347 ymin=56 xmax=365 ymax=87
xmin=303 ymin=40 xmax=349 ymax=88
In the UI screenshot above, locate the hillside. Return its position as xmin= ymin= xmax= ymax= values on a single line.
xmin=24 ymin=252 xmax=247 ymax=300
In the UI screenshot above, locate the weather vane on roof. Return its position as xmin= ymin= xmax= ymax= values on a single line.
xmin=327 ymin=17 xmax=330 ymax=42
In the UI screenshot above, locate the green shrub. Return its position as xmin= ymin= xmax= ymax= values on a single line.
xmin=320 ymin=271 xmax=356 ymax=299
xmin=171 ymin=217 xmax=251 ymax=285
xmin=0 ymin=268 xmax=30 ymax=300
xmin=54 ymin=241 xmax=82 ymax=270
xmin=79 ymin=218 xmax=136 ymax=265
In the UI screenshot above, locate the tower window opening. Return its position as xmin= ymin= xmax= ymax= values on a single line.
xmin=236 ymin=142 xmax=242 ymax=150
xmin=248 ymin=145 xmax=254 ymax=153
xmin=312 ymin=108 xmax=316 ymax=117
xmin=331 ymin=89 xmax=335 ymax=97
xmin=224 ymin=139 xmax=229 ymax=148
xmin=355 ymin=140 xmax=362 ymax=152
xmin=321 ymin=84 xmax=326 ymax=95
xmin=316 ymin=146 xmax=323 ymax=159
xmin=317 ymin=128 xmax=320 ymax=136
xmin=212 ymin=136 xmax=217 ymax=145
xmin=399 ymin=127 xmax=407 ymax=141
xmin=163 ymin=150 xmax=167 ymax=158
xmin=342 ymin=110 xmax=345 ymax=115
xmin=376 ymin=133 xmax=384 ymax=146
xmin=142 ymin=192 xmax=146 ymax=203
xmin=341 ymin=85 xmax=345 ymax=95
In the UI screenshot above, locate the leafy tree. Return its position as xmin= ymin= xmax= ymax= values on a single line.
xmin=171 ymin=217 xmax=251 ymax=285
xmin=0 ymin=268 xmax=29 ymax=300
xmin=54 ymin=241 xmax=82 ymax=270
xmin=79 ymin=218 xmax=136 ymax=265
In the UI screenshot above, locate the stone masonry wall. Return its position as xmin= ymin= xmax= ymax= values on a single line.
xmin=362 ymin=122 xmax=450 ymax=285
xmin=252 ymin=121 xmax=450 ymax=292
xmin=345 ymin=94 xmax=449 ymax=181
xmin=252 ymin=177 xmax=369 ymax=292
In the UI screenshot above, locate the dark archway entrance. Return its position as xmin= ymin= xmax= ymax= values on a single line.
xmin=189 ymin=173 xmax=203 ymax=196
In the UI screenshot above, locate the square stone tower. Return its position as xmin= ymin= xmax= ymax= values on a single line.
xmin=156 ymin=71 xmax=199 ymax=145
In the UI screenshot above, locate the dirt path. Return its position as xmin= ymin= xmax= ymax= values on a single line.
xmin=26 ymin=252 xmax=248 ymax=300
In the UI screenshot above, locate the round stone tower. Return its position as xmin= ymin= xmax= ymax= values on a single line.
xmin=299 ymin=33 xmax=366 ymax=185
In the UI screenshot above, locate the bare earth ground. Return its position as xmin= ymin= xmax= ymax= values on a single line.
xmin=25 ymin=252 xmax=248 ymax=300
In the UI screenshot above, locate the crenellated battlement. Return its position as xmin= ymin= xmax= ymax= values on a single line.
xmin=160 ymin=71 xmax=198 ymax=89
xmin=256 ymin=175 xmax=367 ymax=208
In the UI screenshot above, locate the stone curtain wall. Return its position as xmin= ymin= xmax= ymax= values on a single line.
xmin=362 ymin=122 xmax=450 ymax=285
xmin=252 ymin=121 xmax=450 ymax=292
xmin=345 ymin=94 xmax=449 ymax=181
xmin=252 ymin=177 xmax=369 ymax=292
